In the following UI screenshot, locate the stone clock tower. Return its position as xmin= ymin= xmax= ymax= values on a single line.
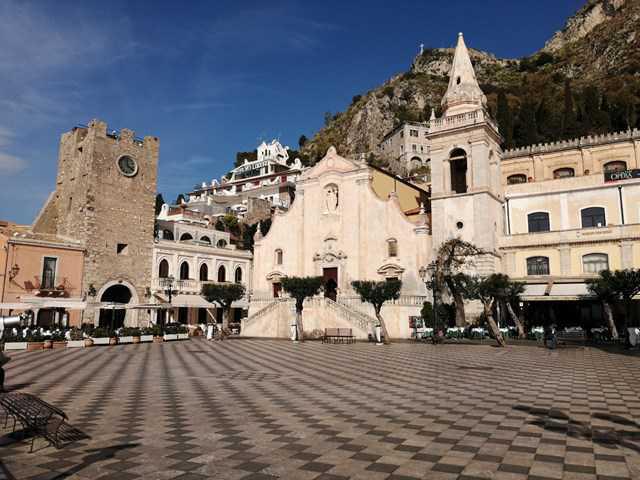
xmin=428 ymin=33 xmax=504 ymax=275
xmin=34 ymin=119 xmax=159 ymax=327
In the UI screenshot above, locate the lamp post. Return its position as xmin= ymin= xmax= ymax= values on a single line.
xmin=163 ymin=275 xmax=177 ymax=330
xmin=419 ymin=263 xmax=439 ymax=343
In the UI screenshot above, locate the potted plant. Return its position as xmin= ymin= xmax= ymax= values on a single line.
xmin=26 ymin=332 xmax=45 ymax=352
xmin=118 ymin=327 xmax=140 ymax=344
xmin=51 ymin=331 xmax=67 ymax=349
xmin=163 ymin=323 xmax=179 ymax=341
xmin=91 ymin=327 xmax=117 ymax=346
xmin=132 ymin=327 xmax=141 ymax=344
xmin=3 ymin=331 xmax=27 ymax=351
xmin=177 ymin=325 xmax=189 ymax=340
xmin=67 ymin=328 xmax=85 ymax=348
xmin=140 ymin=325 xmax=159 ymax=343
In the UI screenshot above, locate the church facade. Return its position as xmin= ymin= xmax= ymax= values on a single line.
xmin=246 ymin=148 xmax=431 ymax=339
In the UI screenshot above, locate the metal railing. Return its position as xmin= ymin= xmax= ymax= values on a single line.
xmin=324 ymin=297 xmax=376 ymax=333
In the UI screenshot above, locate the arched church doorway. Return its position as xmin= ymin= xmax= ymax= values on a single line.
xmin=99 ymin=284 xmax=133 ymax=329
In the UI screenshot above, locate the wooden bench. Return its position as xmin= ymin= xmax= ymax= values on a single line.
xmin=1 ymin=392 xmax=68 ymax=451
xmin=322 ymin=328 xmax=355 ymax=344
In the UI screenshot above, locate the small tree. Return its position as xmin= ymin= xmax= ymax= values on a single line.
xmin=351 ymin=280 xmax=402 ymax=344
xmin=468 ymin=275 xmax=507 ymax=347
xmin=588 ymin=269 xmax=640 ymax=336
xmin=282 ymin=276 xmax=324 ymax=342
xmin=501 ymin=277 xmax=526 ymax=339
xmin=586 ymin=271 xmax=618 ymax=339
xmin=435 ymin=239 xmax=484 ymax=326
xmin=421 ymin=301 xmax=434 ymax=328
xmin=201 ymin=283 xmax=246 ymax=330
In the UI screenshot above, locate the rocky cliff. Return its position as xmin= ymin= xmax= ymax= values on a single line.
xmin=301 ymin=0 xmax=640 ymax=169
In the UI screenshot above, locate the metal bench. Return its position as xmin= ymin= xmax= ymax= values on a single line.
xmin=1 ymin=392 xmax=68 ymax=451
xmin=322 ymin=328 xmax=355 ymax=344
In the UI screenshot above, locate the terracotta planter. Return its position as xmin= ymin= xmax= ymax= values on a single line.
xmin=84 ymin=338 xmax=94 ymax=347
xmin=132 ymin=336 xmax=141 ymax=344
xmin=109 ymin=337 xmax=117 ymax=346
xmin=52 ymin=341 xmax=67 ymax=349
xmin=43 ymin=340 xmax=53 ymax=349
xmin=27 ymin=342 xmax=44 ymax=352
xmin=153 ymin=336 xmax=164 ymax=343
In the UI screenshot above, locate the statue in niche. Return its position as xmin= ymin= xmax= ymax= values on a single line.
xmin=325 ymin=184 xmax=339 ymax=213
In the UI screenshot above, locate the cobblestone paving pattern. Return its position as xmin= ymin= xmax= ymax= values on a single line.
xmin=1 ymin=339 xmax=639 ymax=479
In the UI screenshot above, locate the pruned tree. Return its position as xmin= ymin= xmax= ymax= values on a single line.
xmin=501 ymin=277 xmax=526 ymax=338
xmin=201 ymin=283 xmax=246 ymax=330
xmin=434 ymin=239 xmax=484 ymax=325
xmin=351 ymin=279 xmax=402 ymax=344
xmin=588 ymin=269 xmax=640 ymax=337
xmin=586 ymin=271 xmax=619 ymax=339
xmin=468 ymin=275 xmax=507 ymax=347
xmin=282 ymin=276 xmax=324 ymax=342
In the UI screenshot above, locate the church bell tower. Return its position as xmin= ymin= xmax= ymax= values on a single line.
xmin=428 ymin=33 xmax=504 ymax=274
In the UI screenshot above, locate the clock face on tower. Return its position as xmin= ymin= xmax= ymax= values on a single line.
xmin=117 ymin=155 xmax=138 ymax=177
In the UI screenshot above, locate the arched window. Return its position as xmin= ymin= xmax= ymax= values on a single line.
xmin=583 ymin=253 xmax=609 ymax=274
xmin=179 ymin=232 xmax=193 ymax=242
xmin=158 ymin=259 xmax=169 ymax=278
xmin=507 ymin=174 xmax=527 ymax=185
xmin=200 ymin=236 xmax=211 ymax=245
xmin=179 ymin=261 xmax=190 ymax=280
xmin=527 ymin=212 xmax=550 ymax=233
xmin=603 ymin=161 xmax=627 ymax=173
xmin=217 ymin=265 xmax=226 ymax=283
xmin=199 ymin=263 xmax=208 ymax=281
xmin=162 ymin=229 xmax=174 ymax=240
xmin=235 ymin=267 xmax=243 ymax=283
xmin=387 ymin=239 xmax=398 ymax=257
xmin=581 ymin=207 xmax=606 ymax=228
xmin=449 ymin=148 xmax=467 ymax=194
xmin=216 ymin=239 xmax=227 ymax=248
xmin=553 ymin=167 xmax=575 ymax=179
xmin=275 ymin=249 xmax=283 ymax=265
xmin=526 ymin=256 xmax=550 ymax=276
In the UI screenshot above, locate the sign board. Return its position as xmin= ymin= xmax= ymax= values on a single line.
xmin=604 ymin=169 xmax=640 ymax=183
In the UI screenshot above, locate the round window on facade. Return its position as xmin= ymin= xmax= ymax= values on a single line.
xmin=456 ymin=221 xmax=464 ymax=230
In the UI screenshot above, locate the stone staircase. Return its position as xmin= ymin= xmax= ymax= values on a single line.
xmin=323 ymin=297 xmax=376 ymax=335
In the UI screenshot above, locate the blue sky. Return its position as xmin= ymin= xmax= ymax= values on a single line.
xmin=0 ymin=0 xmax=584 ymax=224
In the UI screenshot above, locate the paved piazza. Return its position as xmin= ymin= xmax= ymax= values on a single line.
xmin=1 ymin=340 xmax=640 ymax=480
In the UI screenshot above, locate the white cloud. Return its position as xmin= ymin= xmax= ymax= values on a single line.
xmin=0 ymin=127 xmax=14 ymax=147
xmin=0 ymin=152 xmax=27 ymax=174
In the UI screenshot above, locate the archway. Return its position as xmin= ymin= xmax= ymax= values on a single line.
xmin=449 ymin=148 xmax=468 ymax=194
xmin=99 ymin=284 xmax=133 ymax=330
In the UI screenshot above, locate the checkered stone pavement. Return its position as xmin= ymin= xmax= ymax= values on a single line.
xmin=1 ymin=340 xmax=640 ymax=479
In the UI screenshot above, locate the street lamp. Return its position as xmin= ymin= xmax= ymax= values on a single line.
xmin=162 ymin=275 xmax=178 ymax=330
xmin=419 ymin=263 xmax=439 ymax=343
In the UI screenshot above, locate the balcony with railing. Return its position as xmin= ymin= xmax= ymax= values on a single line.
xmin=428 ymin=109 xmax=498 ymax=134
